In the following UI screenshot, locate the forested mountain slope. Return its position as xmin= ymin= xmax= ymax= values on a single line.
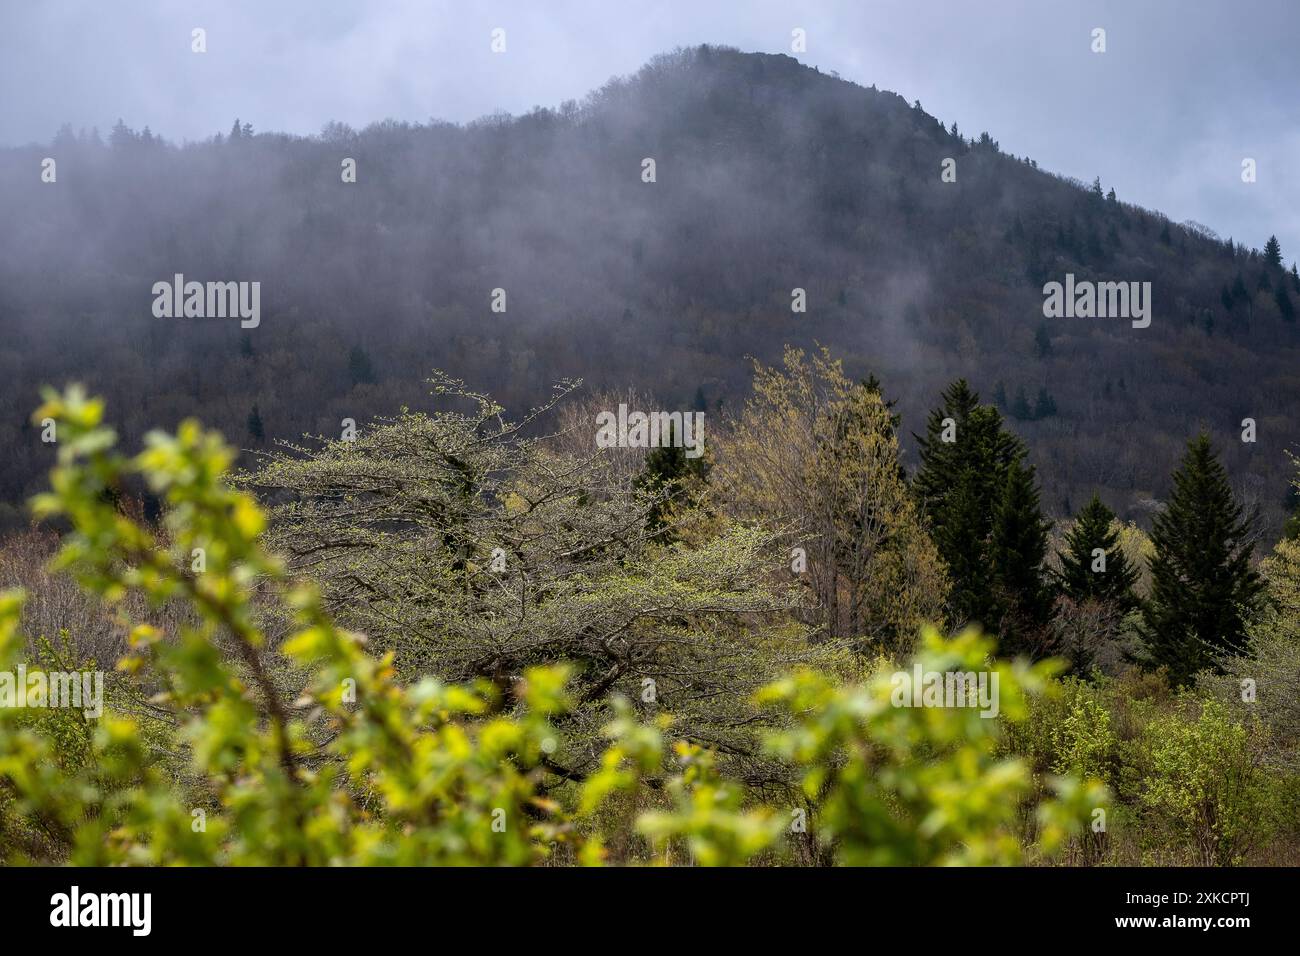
xmin=2 ymin=45 xmax=1297 ymax=533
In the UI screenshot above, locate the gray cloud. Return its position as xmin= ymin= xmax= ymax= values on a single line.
xmin=2 ymin=0 xmax=1296 ymax=257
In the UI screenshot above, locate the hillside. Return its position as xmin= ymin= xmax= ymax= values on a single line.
xmin=2 ymin=44 xmax=1298 ymax=534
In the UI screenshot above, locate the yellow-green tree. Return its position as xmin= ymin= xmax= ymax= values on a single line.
xmin=714 ymin=347 xmax=948 ymax=652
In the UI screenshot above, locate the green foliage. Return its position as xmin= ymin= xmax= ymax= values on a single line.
xmin=914 ymin=380 xmax=1024 ymax=633
xmin=989 ymin=458 xmax=1053 ymax=656
xmin=716 ymin=347 xmax=947 ymax=652
xmin=0 ymin=388 xmax=1106 ymax=866
xmin=243 ymin=373 xmax=805 ymax=767
xmin=634 ymin=422 xmax=709 ymax=538
xmin=246 ymin=404 xmax=264 ymax=441
xmin=1143 ymin=434 xmax=1263 ymax=685
xmin=758 ymin=627 xmax=1106 ymax=865
xmin=348 ymin=346 xmax=377 ymax=386
xmin=1263 ymin=234 xmax=1283 ymax=269
xmin=1056 ymin=494 xmax=1137 ymax=610
xmin=1135 ymin=699 xmax=1275 ymax=866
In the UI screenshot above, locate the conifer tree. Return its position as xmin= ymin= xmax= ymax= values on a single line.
xmin=1144 ymin=434 xmax=1264 ymax=685
xmin=988 ymin=457 xmax=1053 ymax=656
xmin=913 ymin=381 xmax=1023 ymax=633
xmin=1275 ymin=285 xmax=1295 ymax=322
xmin=1056 ymin=493 xmax=1137 ymax=609
xmin=636 ymin=421 xmax=709 ymax=537
xmin=1263 ymin=234 xmax=1283 ymax=268
xmin=1034 ymin=322 xmax=1052 ymax=358
xmin=1011 ymin=386 xmax=1032 ymax=421
xmin=247 ymin=403 xmax=264 ymax=440
xmin=348 ymin=345 xmax=377 ymax=386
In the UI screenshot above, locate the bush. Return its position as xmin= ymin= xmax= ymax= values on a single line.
xmin=1135 ymin=698 xmax=1275 ymax=866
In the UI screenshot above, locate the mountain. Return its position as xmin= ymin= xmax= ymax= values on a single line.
xmin=2 ymin=44 xmax=1297 ymax=534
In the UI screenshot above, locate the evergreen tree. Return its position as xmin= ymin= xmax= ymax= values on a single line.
xmin=1290 ymin=262 xmax=1300 ymax=292
xmin=1033 ymin=387 xmax=1057 ymax=419
xmin=1159 ymin=221 xmax=1172 ymax=245
xmin=1143 ymin=434 xmax=1264 ymax=685
xmin=861 ymin=373 xmax=901 ymax=432
xmin=992 ymin=380 xmax=1007 ymax=408
xmin=109 ymin=119 xmax=134 ymax=150
xmin=635 ymin=422 xmax=708 ymax=538
xmin=1231 ymin=271 xmax=1249 ymax=302
xmin=1275 ymin=285 xmax=1295 ymax=322
xmin=1263 ymin=234 xmax=1283 ymax=268
xmin=988 ymin=457 xmax=1053 ymax=656
xmin=247 ymin=404 xmax=265 ymax=441
xmin=913 ymin=379 xmax=981 ymax=510
xmin=913 ymin=381 xmax=1023 ymax=632
xmin=1010 ymin=385 xmax=1032 ymax=421
xmin=1034 ymin=322 xmax=1052 ymax=358
xmin=1284 ymin=485 xmax=1300 ymax=541
xmin=348 ymin=345 xmax=377 ymax=386
xmin=1056 ymin=493 xmax=1137 ymax=609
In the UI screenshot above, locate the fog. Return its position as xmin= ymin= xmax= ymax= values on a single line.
xmin=3 ymin=0 xmax=1297 ymax=257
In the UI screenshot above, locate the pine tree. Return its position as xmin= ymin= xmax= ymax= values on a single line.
xmin=988 ymin=457 xmax=1053 ymax=656
xmin=913 ymin=381 xmax=1023 ymax=632
xmin=348 ymin=345 xmax=377 ymax=386
xmin=1231 ymin=271 xmax=1249 ymax=302
xmin=1033 ymin=387 xmax=1057 ymax=419
xmin=913 ymin=379 xmax=981 ymax=512
xmin=247 ymin=404 xmax=264 ymax=440
xmin=1144 ymin=434 xmax=1264 ymax=685
xmin=1275 ymin=285 xmax=1295 ymax=322
xmin=1010 ymin=386 xmax=1032 ymax=421
xmin=1263 ymin=234 xmax=1283 ymax=268
xmin=635 ymin=422 xmax=708 ymax=538
xmin=1034 ymin=322 xmax=1052 ymax=358
xmin=1056 ymin=493 xmax=1137 ymax=609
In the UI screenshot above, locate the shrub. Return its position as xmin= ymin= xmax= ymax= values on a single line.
xmin=1136 ymin=698 xmax=1275 ymax=866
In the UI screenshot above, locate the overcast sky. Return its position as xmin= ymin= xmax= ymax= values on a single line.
xmin=2 ymin=0 xmax=1296 ymax=258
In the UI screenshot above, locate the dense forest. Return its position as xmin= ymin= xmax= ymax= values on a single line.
xmin=3 ymin=45 xmax=1299 ymax=538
